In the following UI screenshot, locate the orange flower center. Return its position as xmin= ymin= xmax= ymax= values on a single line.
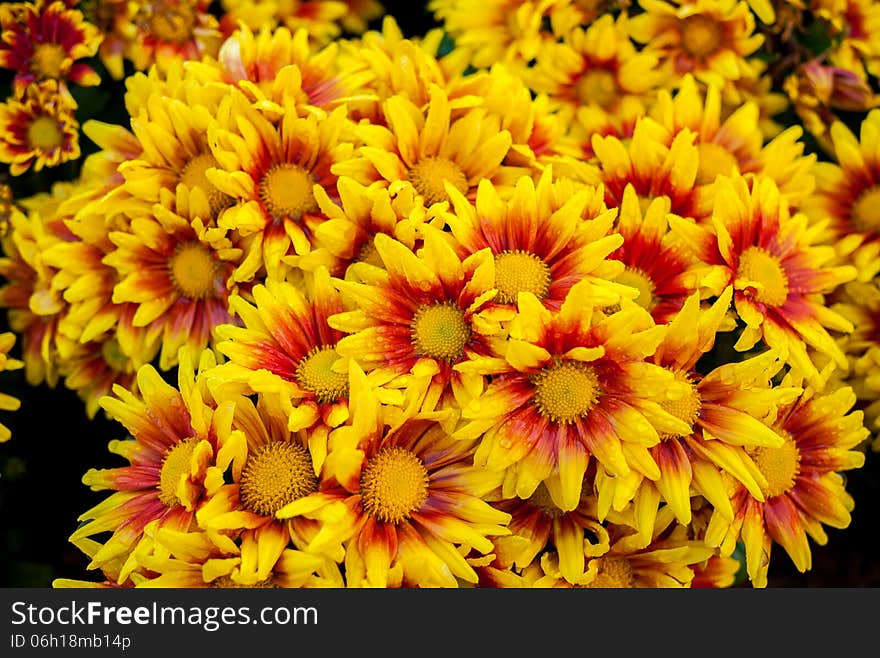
xmin=180 ymin=153 xmax=232 ymax=217
xmin=27 ymin=115 xmax=64 ymax=151
xmin=696 ymin=142 xmax=739 ymax=186
xmin=259 ymin=164 xmax=318 ymax=220
xmin=239 ymin=441 xmax=318 ymax=516
xmin=408 ymin=156 xmax=468 ymax=206
xmin=584 ymin=557 xmax=635 ymax=588
xmin=31 ymin=43 xmax=67 ymax=79
xmin=359 ymin=446 xmax=429 ymax=524
xmin=746 ymin=433 xmax=800 ymax=499
xmin=851 ymin=186 xmax=880 ymax=233
xmin=158 ymin=437 xmax=198 ymax=507
xmin=659 ymin=373 xmax=701 ymax=437
xmin=411 ymin=301 xmax=471 ymax=362
xmin=575 ymin=69 xmax=619 ymax=109
xmin=680 ymin=15 xmax=723 ymax=59
xmin=532 ymin=359 xmax=601 ymax=424
xmin=144 ymin=2 xmax=196 ymax=43
xmin=737 ymin=246 xmax=789 ymax=307
xmin=494 ymin=250 xmax=551 ymax=304
xmin=615 ymin=267 xmax=656 ymax=311
xmin=168 ymin=242 xmax=219 ymax=300
xmin=295 ymin=345 xmax=348 ymax=404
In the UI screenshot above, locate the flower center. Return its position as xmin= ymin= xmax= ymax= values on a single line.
xmin=168 ymin=242 xmax=219 ymax=300
xmin=659 ymin=373 xmax=701 ymax=438
xmin=696 ymin=142 xmax=739 ymax=186
xmin=851 ymin=186 xmax=880 ymax=232
xmin=259 ymin=164 xmax=318 ymax=220
xmin=575 ymin=69 xmax=619 ymax=108
xmin=532 ymin=359 xmax=601 ymax=424
xmin=27 ymin=115 xmax=63 ymax=151
xmin=31 ymin=43 xmax=67 ymax=79
xmin=158 ymin=438 xmax=198 ymax=507
xmin=408 ymin=157 xmax=468 ymax=206
xmin=295 ymin=345 xmax=348 ymax=404
xmin=210 ymin=575 xmax=279 ymax=588
xmin=144 ymin=2 xmax=196 ymax=43
xmin=411 ymin=301 xmax=471 ymax=362
xmin=584 ymin=557 xmax=635 ymax=588
xmin=680 ymin=15 xmax=723 ymax=59
xmin=494 ymin=250 xmax=551 ymax=305
xmin=359 ymin=446 xmax=430 ymax=524
xmin=615 ymin=267 xmax=656 ymax=311
xmin=239 ymin=441 xmax=318 ymax=516
xmin=528 ymin=483 xmax=564 ymax=518
xmin=746 ymin=433 xmax=800 ymax=499
xmin=356 ymin=238 xmax=384 ymax=267
xmin=737 ymin=246 xmax=789 ymax=307
xmin=180 ymin=153 xmax=232 ymax=217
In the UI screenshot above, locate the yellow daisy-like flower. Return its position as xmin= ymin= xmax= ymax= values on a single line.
xmin=127 ymin=0 xmax=223 ymax=73
xmin=629 ymin=0 xmax=764 ymax=89
xmin=219 ymin=0 xmax=348 ymax=45
xmin=704 ymin=384 xmax=868 ymax=587
xmin=0 ymin=331 xmax=23 ymax=443
xmin=0 ymin=80 xmax=80 ymax=176
xmin=671 ymin=174 xmax=857 ymax=389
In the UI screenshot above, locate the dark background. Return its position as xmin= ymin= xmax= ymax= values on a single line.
xmin=1 ymin=0 xmax=879 ymax=588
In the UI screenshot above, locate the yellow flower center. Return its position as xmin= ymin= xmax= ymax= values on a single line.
xmin=356 ymin=238 xmax=384 ymax=267
xmin=615 ymin=267 xmax=656 ymax=311
xmin=696 ymin=142 xmax=739 ymax=186
xmin=359 ymin=446 xmax=430 ymax=524
xmin=168 ymin=242 xmax=219 ymax=300
xmin=411 ymin=301 xmax=471 ymax=362
xmin=528 ymin=483 xmax=565 ymax=518
xmin=408 ymin=157 xmax=468 ymax=206
xmin=584 ymin=557 xmax=635 ymax=588
xmin=680 ymin=15 xmax=723 ymax=59
xmin=144 ymin=2 xmax=196 ymax=43
xmin=27 ymin=115 xmax=63 ymax=151
xmin=295 ymin=345 xmax=348 ymax=404
xmin=158 ymin=438 xmax=198 ymax=507
xmin=746 ymin=433 xmax=800 ymax=499
xmin=851 ymin=186 xmax=880 ymax=232
xmin=180 ymin=153 xmax=232 ymax=217
xmin=737 ymin=246 xmax=789 ymax=307
xmin=239 ymin=441 xmax=318 ymax=516
xmin=494 ymin=250 xmax=551 ymax=305
xmin=259 ymin=164 xmax=318 ymax=220
xmin=575 ymin=69 xmax=619 ymax=109
xmin=31 ymin=43 xmax=67 ymax=79
xmin=659 ymin=374 xmax=701 ymax=438
xmin=532 ymin=359 xmax=602 ymax=424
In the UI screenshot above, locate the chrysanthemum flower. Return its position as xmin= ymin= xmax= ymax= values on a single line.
xmin=628 ymin=0 xmax=764 ymax=89
xmin=671 ymin=174 xmax=857 ymax=388
xmin=219 ymin=0 xmax=348 ymax=44
xmin=332 ymin=84 xmax=516 ymax=208
xmin=70 ymin=351 xmax=229 ymax=583
xmin=704 ymin=385 xmax=868 ymax=587
xmin=442 ymin=171 xmax=627 ymax=311
xmin=0 ymin=0 xmax=101 ymax=96
xmin=127 ymin=0 xmax=222 ymax=72
xmin=0 ymin=331 xmax=23 ymax=442
xmin=454 ymin=279 xmax=695 ymax=511
xmin=0 ymin=80 xmax=80 ymax=176
xmin=296 ymin=366 xmax=511 ymax=587
xmin=55 ymin=335 xmax=138 ymax=420
xmin=77 ymin=0 xmax=137 ymax=80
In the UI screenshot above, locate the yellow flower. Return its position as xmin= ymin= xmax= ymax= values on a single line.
xmin=127 ymin=0 xmax=222 ymax=73
xmin=0 ymin=331 xmax=23 ymax=442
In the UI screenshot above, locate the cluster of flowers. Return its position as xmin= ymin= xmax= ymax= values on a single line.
xmin=0 ymin=0 xmax=877 ymax=588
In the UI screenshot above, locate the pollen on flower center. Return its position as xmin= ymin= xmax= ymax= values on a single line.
xmin=615 ymin=267 xmax=657 ymax=311
xmin=584 ymin=557 xmax=635 ymax=588
xmin=158 ymin=438 xmax=198 ymax=507
xmin=411 ymin=301 xmax=471 ymax=362
xmin=532 ymin=359 xmax=602 ymax=424
xmin=494 ymin=250 xmax=551 ymax=304
xmin=180 ymin=153 xmax=232 ymax=217
xmin=851 ymin=186 xmax=880 ymax=232
xmin=295 ymin=345 xmax=348 ymax=403
xmin=144 ymin=2 xmax=196 ymax=43
xmin=696 ymin=142 xmax=739 ymax=185
xmin=239 ymin=441 xmax=318 ymax=516
xmin=575 ymin=69 xmax=619 ymax=108
xmin=746 ymin=433 xmax=800 ymax=498
xmin=359 ymin=446 xmax=430 ymax=524
xmin=31 ymin=43 xmax=67 ymax=79
xmin=680 ymin=15 xmax=723 ymax=59
xmin=27 ymin=116 xmax=63 ymax=150
xmin=659 ymin=374 xmax=701 ymax=437
xmin=737 ymin=246 xmax=790 ymax=307
xmin=168 ymin=242 xmax=219 ymax=300
xmin=259 ymin=164 xmax=318 ymax=220
xmin=408 ymin=156 xmax=468 ymax=206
